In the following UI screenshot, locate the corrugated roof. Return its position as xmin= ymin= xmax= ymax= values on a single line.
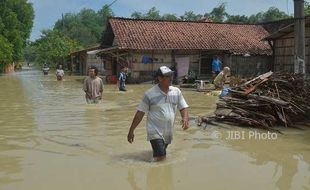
xmin=106 ymin=17 xmax=272 ymax=55
xmin=70 ymin=45 xmax=101 ymax=55
xmin=264 ymin=16 xmax=310 ymax=40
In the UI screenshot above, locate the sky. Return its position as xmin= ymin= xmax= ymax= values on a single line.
xmin=28 ymin=0 xmax=295 ymax=41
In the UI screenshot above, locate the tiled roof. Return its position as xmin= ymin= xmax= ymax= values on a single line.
xmin=107 ymin=17 xmax=272 ymax=55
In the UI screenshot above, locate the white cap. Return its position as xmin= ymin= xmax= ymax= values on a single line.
xmin=157 ymin=66 xmax=174 ymax=76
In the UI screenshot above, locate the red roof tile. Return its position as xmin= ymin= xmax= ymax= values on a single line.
xmin=108 ymin=18 xmax=271 ymax=55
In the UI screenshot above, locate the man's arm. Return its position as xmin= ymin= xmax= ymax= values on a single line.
xmin=116 ymin=80 xmax=119 ymax=89
xmin=83 ymin=80 xmax=91 ymax=98
xmin=127 ymin=111 xmax=145 ymax=143
xmin=180 ymin=108 xmax=189 ymax=130
xmin=100 ymin=80 xmax=104 ymax=99
xmin=116 ymin=74 xmax=122 ymax=89
xmin=211 ymin=60 xmax=215 ymax=73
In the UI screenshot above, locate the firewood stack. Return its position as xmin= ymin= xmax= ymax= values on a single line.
xmin=212 ymin=71 xmax=310 ymax=130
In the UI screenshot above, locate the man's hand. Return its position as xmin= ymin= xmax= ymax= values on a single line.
xmin=85 ymin=92 xmax=92 ymax=99
xmin=181 ymin=119 xmax=189 ymax=130
xmin=127 ymin=111 xmax=145 ymax=144
xmin=180 ymin=108 xmax=189 ymax=130
xmin=127 ymin=131 xmax=134 ymax=143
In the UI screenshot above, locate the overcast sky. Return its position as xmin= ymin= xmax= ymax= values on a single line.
xmin=28 ymin=0 xmax=295 ymax=41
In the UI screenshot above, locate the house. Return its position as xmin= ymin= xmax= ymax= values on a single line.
xmin=264 ymin=17 xmax=310 ymax=75
xmin=72 ymin=17 xmax=276 ymax=82
xmin=98 ymin=17 xmax=273 ymax=82
xmin=70 ymin=45 xmax=105 ymax=75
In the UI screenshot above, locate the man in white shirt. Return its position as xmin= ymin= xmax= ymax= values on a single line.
xmin=55 ymin=64 xmax=64 ymax=81
xmin=127 ymin=66 xmax=189 ymax=161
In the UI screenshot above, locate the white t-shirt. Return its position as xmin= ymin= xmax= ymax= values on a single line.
xmin=137 ymin=85 xmax=189 ymax=144
xmin=56 ymin=69 xmax=64 ymax=77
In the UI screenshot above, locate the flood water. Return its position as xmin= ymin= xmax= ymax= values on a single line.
xmin=0 ymin=69 xmax=309 ymax=190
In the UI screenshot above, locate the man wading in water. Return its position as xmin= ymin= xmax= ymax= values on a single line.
xmin=127 ymin=66 xmax=189 ymax=161
xmin=83 ymin=66 xmax=103 ymax=104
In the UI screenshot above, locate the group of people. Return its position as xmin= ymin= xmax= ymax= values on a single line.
xmin=42 ymin=64 xmax=65 ymax=81
xmin=42 ymin=58 xmax=228 ymax=162
xmin=83 ymin=65 xmax=189 ymax=162
xmin=82 ymin=65 xmax=127 ymax=104
xmin=81 ymin=58 xmax=230 ymax=162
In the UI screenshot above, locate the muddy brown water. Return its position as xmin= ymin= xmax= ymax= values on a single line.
xmin=0 ymin=70 xmax=309 ymax=190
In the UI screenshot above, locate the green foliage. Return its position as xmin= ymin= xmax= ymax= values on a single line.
xmin=161 ymin=14 xmax=178 ymax=21
xmin=32 ymin=29 xmax=81 ymax=66
xmin=226 ymin=15 xmax=250 ymax=23
xmin=98 ymin=5 xmax=115 ymax=29
xmin=204 ymin=3 xmax=228 ymax=22
xmin=305 ymin=1 xmax=310 ymax=15
xmin=226 ymin=6 xmax=290 ymax=24
xmin=54 ymin=5 xmax=114 ymax=47
xmin=131 ymin=7 xmax=178 ymax=21
xmin=180 ymin=11 xmax=203 ymax=21
xmin=131 ymin=7 xmax=162 ymax=20
xmin=260 ymin=7 xmax=290 ymax=22
xmin=131 ymin=11 xmax=143 ymax=19
xmin=26 ymin=4 xmax=113 ymax=67
xmin=23 ymin=41 xmax=36 ymax=63
xmin=0 ymin=0 xmax=34 ymax=69
xmin=130 ymin=3 xmax=290 ymax=23
xmin=0 ymin=35 xmax=13 ymax=65
xmin=145 ymin=7 xmax=162 ymax=20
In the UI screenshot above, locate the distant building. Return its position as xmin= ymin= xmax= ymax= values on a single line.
xmin=71 ymin=17 xmax=286 ymax=82
xmin=70 ymin=45 xmax=105 ymax=75
xmin=264 ymin=17 xmax=309 ymax=75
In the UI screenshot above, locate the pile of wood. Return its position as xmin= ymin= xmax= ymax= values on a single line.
xmin=205 ymin=71 xmax=310 ymax=131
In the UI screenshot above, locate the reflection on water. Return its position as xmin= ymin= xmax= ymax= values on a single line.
xmin=146 ymin=165 xmax=174 ymax=190
xmin=0 ymin=73 xmax=35 ymax=185
xmin=128 ymin=164 xmax=174 ymax=190
xmin=0 ymin=70 xmax=309 ymax=190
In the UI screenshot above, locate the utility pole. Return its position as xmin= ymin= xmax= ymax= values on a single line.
xmin=62 ymin=13 xmax=65 ymax=69
xmin=294 ymin=0 xmax=306 ymax=75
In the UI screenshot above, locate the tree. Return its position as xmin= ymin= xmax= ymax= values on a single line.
xmin=204 ymin=3 xmax=228 ymax=22
xmin=145 ymin=7 xmax=161 ymax=20
xmin=131 ymin=7 xmax=162 ymax=20
xmin=98 ymin=5 xmax=115 ymax=29
xmin=225 ymin=6 xmax=290 ymax=24
xmin=23 ymin=41 xmax=36 ymax=63
xmin=162 ymin=13 xmax=178 ymax=21
xmin=180 ymin=11 xmax=203 ymax=21
xmin=0 ymin=0 xmax=34 ymax=71
xmin=247 ymin=13 xmax=264 ymax=24
xmin=34 ymin=29 xmax=81 ymax=67
xmin=131 ymin=7 xmax=178 ymax=21
xmin=305 ymin=1 xmax=310 ymax=15
xmin=131 ymin=11 xmax=143 ymax=19
xmin=261 ymin=7 xmax=290 ymax=22
xmin=0 ymin=35 xmax=13 ymax=72
xmin=226 ymin=15 xmax=249 ymax=23
xmin=54 ymin=5 xmax=114 ymax=47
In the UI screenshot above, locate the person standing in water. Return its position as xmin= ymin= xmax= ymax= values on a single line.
xmin=117 ymin=66 xmax=127 ymax=91
xmin=83 ymin=65 xmax=103 ymax=104
xmin=42 ymin=63 xmax=49 ymax=75
xmin=127 ymin=66 xmax=189 ymax=162
xmin=55 ymin=64 xmax=64 ymax=81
